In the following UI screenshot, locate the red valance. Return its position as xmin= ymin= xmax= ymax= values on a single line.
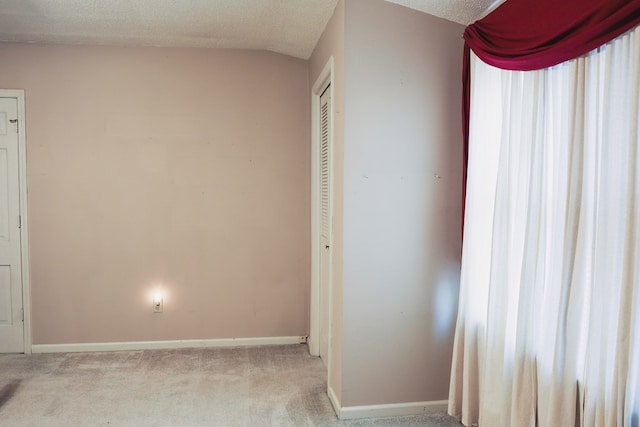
xmin=461 ymin=0 xmax=640 ymax=235
xmin=465 ymin=0 xmax=640 ymax=71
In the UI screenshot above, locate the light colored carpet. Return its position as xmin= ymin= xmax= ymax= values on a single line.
xmin=0 ymin=344 xmax=462 ymax=426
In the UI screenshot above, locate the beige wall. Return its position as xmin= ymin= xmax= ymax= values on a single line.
xmin=2 ymin=0 xmax=464 ymax=409
xmin=341 ymin=0 xmax=464 ymax=406
xmin=0 ymin=44 xmax=310 ymax=344
xmin=308 ymin=0 xmax=345 ymax=404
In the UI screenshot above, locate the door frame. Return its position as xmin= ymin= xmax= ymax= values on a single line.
xmin=309 ymin=58 xmax=333 ymax=372
xmin=1 ymin=89 xmax=31 ymax=354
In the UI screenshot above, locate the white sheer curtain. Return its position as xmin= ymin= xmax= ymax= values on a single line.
xmin=449 ymin=25 xmax=640 ymax=427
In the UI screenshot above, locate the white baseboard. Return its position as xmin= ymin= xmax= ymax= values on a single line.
xmin=327 ymin=386 xmax=341 ymax=418
xmin=338 ymin=400 xmax=449 ymax=420
xmin=31 ymin=336 xmax=304 ymax=354
xmin=325 ymin=385 xmax=448 ymax=420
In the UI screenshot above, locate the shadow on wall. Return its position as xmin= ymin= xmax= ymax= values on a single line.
xmin=0 ymin=380 xmax=21 ymax=408
xmin=422 ymin=153 xmax=463 ymax=394
xmin=426 ymin=167 xmax=462 ymax=344
xmin=432 ymin=260 xmax=461 ymax=341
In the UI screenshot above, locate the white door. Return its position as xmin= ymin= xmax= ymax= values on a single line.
xmin=319 ymin=86 xmax=331 ymax=365
xmin=0 ymin=97 xmax=24 ymax=353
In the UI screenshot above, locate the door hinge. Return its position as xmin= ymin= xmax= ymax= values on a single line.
xmin=18 ymin=215 xmax=21 ymax=229
xmin=21 ymin=308 xmax=24 ymax=322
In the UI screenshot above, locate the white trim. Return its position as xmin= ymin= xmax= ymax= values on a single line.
xmin=309 ymin=57 xmax=334 ymax=391
xmin=338 ymin=400 xmax=449 ymax=420
xmin=327 ymin=385 xmax=341 ymax=418
xmin=309 ymin=77 xmax=320 ymax=356
xmin=31 ymin=336 xmax=303 ymax=354
xmin=0 ymin=89 xmax=31 ymax=354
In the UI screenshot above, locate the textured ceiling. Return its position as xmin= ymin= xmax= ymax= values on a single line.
xmin=0 ymin=0 xmax=503 ymax=59
xmin=385 ymin=0 xmax=505 ymax=25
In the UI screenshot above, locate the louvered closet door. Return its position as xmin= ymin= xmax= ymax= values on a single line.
xmin=319 ymin=86 xmax=331 ymax=366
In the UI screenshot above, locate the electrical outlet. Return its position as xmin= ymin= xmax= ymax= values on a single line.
xmin=153 ymin=296 xmax=163 ymax=313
